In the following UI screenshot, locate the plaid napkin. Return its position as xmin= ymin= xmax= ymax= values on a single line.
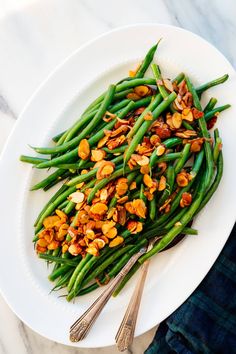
xmin=145 ymin=223 xmax=236 ymax=354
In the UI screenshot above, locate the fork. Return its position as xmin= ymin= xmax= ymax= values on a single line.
xmin=115 ymin=237 xmax=160 ymax=351
xmin=69 ymin=244 xmax=148 ymax=342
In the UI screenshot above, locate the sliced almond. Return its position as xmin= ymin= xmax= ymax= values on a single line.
xmin=109 ymin=236 xmax=124 ymax=248
xmin=68 ymin=191 xmax=85 ymax=204
xmin=96 ymin=161 xmax=115 ymax=180
xmin=158 ymin=175 xmax=166 ymax=191
xmin=172 ymin=112 xmax=182 ymax=129
xmin=78 ymin=139 xmax=90 ymax=160
xmin=144 ymin=112 xmax=153 ymax=121
xmin=126 ymin=92 xmax=141 ymax=101
xmin=97 ymin=135 xmax=109 ymax=148
xmin=143 ymin=174 xmax=153 ymax=188
xmin=182 ymin=108 xmax=193 ymax=122
xmin=91 ymin=149 xmax=106 ymax=162
xmin=156 ymin=145 xmax=166 ymax=156
xmin=134 ymin=85 xmax=150 ymax=97
xmin=163 ymin=79 xmax=174 ymax=92
xmin=90 ymin=203 xmax=108 ymax=215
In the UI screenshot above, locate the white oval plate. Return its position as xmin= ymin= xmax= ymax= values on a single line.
xmin=0 ymin=24 xmax=236 ymax=348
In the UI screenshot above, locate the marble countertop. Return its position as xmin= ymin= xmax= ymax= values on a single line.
xmin=0 ymin=0 xmax=235 ymax=353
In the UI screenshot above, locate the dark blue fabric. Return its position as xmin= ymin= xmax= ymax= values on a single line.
xmin=145 ymin=224 xmax=236 ymax=354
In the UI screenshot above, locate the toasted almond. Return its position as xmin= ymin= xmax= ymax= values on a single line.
xmin=97 ymin=135 xmax=109 ymax=148
xmin=137 ymin=155 xmax=149 ymax=166
xmin=127 ymin=220 xmax=143 ymax=234
xmin=144 ymin=190 xmax=154 ymax=201
xmin=175 ymin=130 xmax=197 ymax=139
xmin=143 ymin=174 xmax=153 ymax=188
xmin=126 ymin=92 xmax=141 ymax=101
xmin=109 ymin=236 xmax=124 ymax=248
xmin=55 ymin=209 xmax=68 ymax=222
xmin=117 ymin=196 xmax=129 ymax=204
xmin=47 ymin=240 xmax=60 ymax=250
xmin=116 ymin=182 xmax=128 ymax=196
xmin=36 ymin=244 xmax=47 ymax=253
xmin=93 ymin=238 xmax=106 ymax=249
xmin=134 ymin=85 xmax=150 ymax=97
xmin=132 ymin=199 xmax=147 ymax=218
xmin=182 ymin=108 xmax=193 ymax=122
xmin=86 ymin=246 xmax=99 ymax=256
xmin=100 ymin=188 xmax=108 ymax=201
xmin=159 ymin=198 xmax=171 ymax=212
xmin=37 ymin=239 xmax=48 ymax=247
xmin=91 ymin=149 xmax=106 ymax=162
xmin=107 ymin=207 xmax=116 ymax=219
xmin=102 ymin=220 xmax=116 ymax=234
xmin=57 ymin=223 xmax=69 ymax=241
xmin=140 ymin=165 xmax=150 ymax=174
xmin=107 ymin=135 xmax=126 ymax=150
xmin=86 ymin=229 xmax=96 ymax=240
xmin=77 ymin=210 xmax=90 ymax=224
xmin=68 ymin=244 xmax=82 ymax=256
xmin=156 ymin=145 xmax=166 ymax=156
xmin=96 ymin=161 xmax=115 ymax=180
xmin=172 ymin=112 xmax=182 ymax=129
xmin=43 ymin=215 xmax=60 ymax=229
xmin=110 ymin=125 xmax=130 ymax=138
xmin=105 ymin=227 xmax=118 ymax=239
xmin=78 ymin=139 xmax=90 ymax=160
xmin=90 ymin=203 xmax=108 ymax=215
xmin=103 ymin=111 xmax=116 ymax=122
xmin=129 ymin=181 xmax=137 ymax=190
xmin=163 ymin=79 xmax=174 ymax=92
xmin=190 ymin=138 xmax=205 ymax=152
xmin=176 ymin=172 xmax=189 ymax=187
xmin=180 ymin=192 xmax=192 ymax=208
xmin=68 ymin=191 xmax=85 ymax=204
xmin=62 ymin=244 xmax=69 ymax=254
xmin=76 ymin=182 xmax=85 ymax=189
xmin=192 ymin=108 xmax=204 ymax=119
xmin=100 ymin=235 xmax=109 ymax=244
xmin=144 ymin=112 xmax=153 ymax=121
xmin=150 ymin=134 xmax=161 ymax=146
xmin=157 ymin=162 xmax=167 ymax=174
xmin=158 ymin=175 xmax=166 ymax=191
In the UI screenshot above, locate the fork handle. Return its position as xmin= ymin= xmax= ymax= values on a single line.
xmin=115 ymin=260 xmax=150 ymax=351
xmin=70 ymin=249 xmax=146 ymax=342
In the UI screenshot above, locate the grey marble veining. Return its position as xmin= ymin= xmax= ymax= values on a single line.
xmin=0 ymin=0 xmax=235 ymax=353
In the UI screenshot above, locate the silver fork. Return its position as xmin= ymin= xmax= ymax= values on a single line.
xmin=115 ymin=236 xmax=160 ymax=352
xmin=70 ymin=244 xmax=148 ymax=342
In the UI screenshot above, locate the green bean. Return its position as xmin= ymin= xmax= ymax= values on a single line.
xmin=103 ymin=145 xmax=128 ymax=154
xmin=48 ymin=264 xmax=73 ymax=282
xmin=67 ymin=154 xmax=124 ymax=187
xmin=80 ymin=245 xmax=134 ymax=288
xmin=150 ymin=196 xmax=157 ymax=221
xmin=139 ymin=178 xmax=205 ymax=263
xmin=151 ymin=64 xmax=169 ymax=98
xmin=197 ymin=152 xmax=223 ymax=213
xmin=157 ymin=165 xmax=175 ymax=207
xmin=186 ymin=76 xmax=214 ymax=190
xmin=57 ymin=199 xmax=69 ymax=210
xmin=174 ymin=144 xmax=191 ymax=174
xmin=67 ymin=253 xmax=92 ymax=292
xmin=43 ymin=171 xmax=72 ymax=191
xmin=52 ymin=131 xmax=67 ymax=143
xmin=124 ymin=92 xmax=177 ymax=166
xmin=35 ymin=185 xmax=77 ymax=233
xmin=204 ymin=104 xmax=231 ymax=122
xmin=149 ymin=138 xmax=182 ymax=169
xmin=135 ymin=41 xmax=160 ymax=78
xmin=196 ymin=74 xmax=229 ymax=97
xmin=127 ymin=94 xmax=162 ymax=139
xmin=173 ymin=72 xmax=185 ymax=85
xmin=64 ymin=200 xmax=76 ymax=214
xmin=113 ymin=89 xmax=133 ymax=100
xmin=113 ymin=262 xmax=141 ymax=297
xmin=20 ymin=155 xmax=48 ymax=165
xmin=34 ymin=85 xmax=116 ymax=155
xmin=182 ymin=121 xmax=194 ymax=130
xmin=87 ymin=165 xmax=139 ymax=204
xmin=151 ymin=149 xmax=204 ymax=228
xmin=31 ymin=168 xmax=67 ymax=191
xmin=39 ymin=253 xmax=81 ymax=266
xmin=213 ymin=137 xmax=222 ymax=164
xmin=151 ymin=152 xmax=182 ymax=168
xmin=204 ymin=98 xmax=217 ymax=113
xmin=55 ymin=162 xmax=94 ymax=170
xmin=52 ymin=269 xmax=74 ymax=291
xmin=34 ymin=184 xmax=68 ymax=226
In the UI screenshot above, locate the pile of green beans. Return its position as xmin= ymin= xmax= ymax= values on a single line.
xmin=19 ymin=42 xmax=230 ymax=301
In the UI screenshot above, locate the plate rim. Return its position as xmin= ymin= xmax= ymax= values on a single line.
xmin=0 ymin=23 xmax=236 ymax=348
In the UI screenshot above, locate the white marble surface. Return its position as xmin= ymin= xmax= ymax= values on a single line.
xmin=0 ymin=0 xmax=235 ymax=353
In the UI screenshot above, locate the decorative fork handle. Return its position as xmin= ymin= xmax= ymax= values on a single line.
xmin=115 ymin=260 xmax=150 ymax=351
xmin=70 ymin=247 xmax=147 ymax=342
